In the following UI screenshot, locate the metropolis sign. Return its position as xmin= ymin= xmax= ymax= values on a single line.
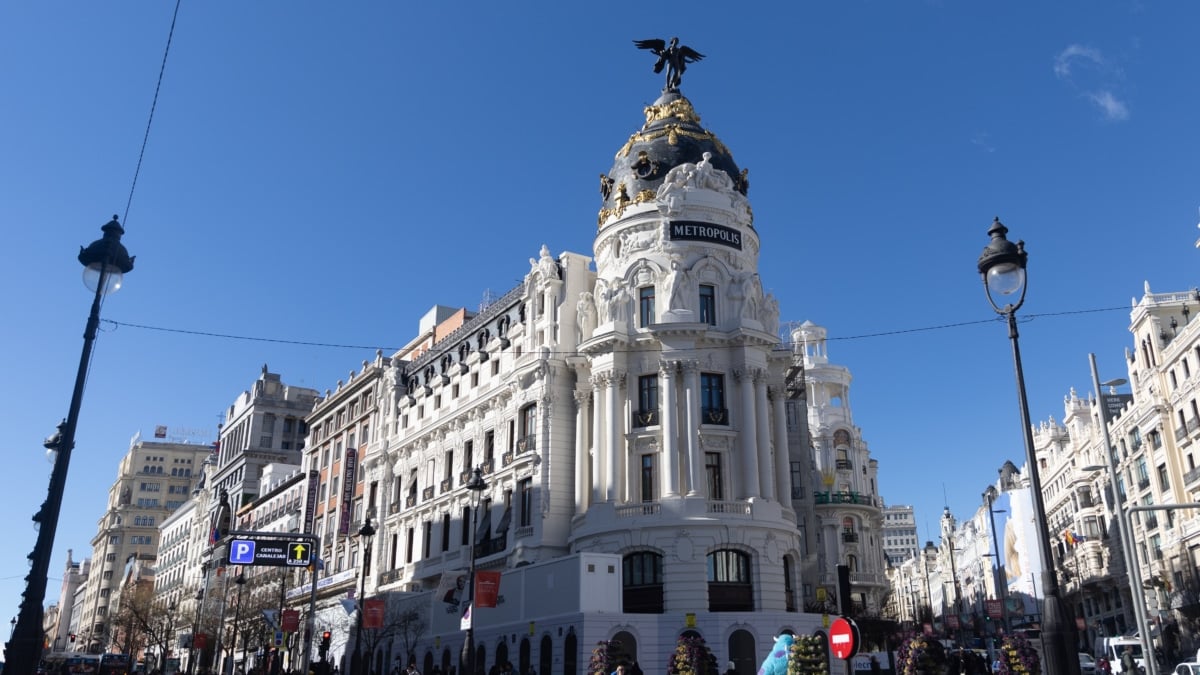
xmin=667 ymin=221 xmax=742 ymax=250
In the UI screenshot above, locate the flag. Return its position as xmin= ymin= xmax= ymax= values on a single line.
xmin=209 ymin=525 xmax=220 ymax=546
xmin=1064 ymin=530 xmax=1083 ymax=547
xmin=363 ymin=598 xmax=385 ymax=629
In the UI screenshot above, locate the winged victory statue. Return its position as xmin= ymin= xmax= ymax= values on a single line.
xmin=633 ymin=37 xmax=705 ymax=91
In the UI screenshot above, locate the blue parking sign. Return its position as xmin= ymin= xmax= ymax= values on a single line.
xmin=229 ymin=539 xmax=256 ymax=564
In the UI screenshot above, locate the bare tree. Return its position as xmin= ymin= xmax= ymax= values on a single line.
xmin=360 ymin=600 xmax=426 ymax=672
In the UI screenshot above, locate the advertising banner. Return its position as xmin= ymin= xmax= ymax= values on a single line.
xmin=475 ymin=570 xmax=502 ymax=608
xmin=281 ymin=609 xmax=299 ymax=632
xmin=363 ymin=598 xmax=386 ymax=629
xmin=338 ymin=448 xmax=358 ymax=535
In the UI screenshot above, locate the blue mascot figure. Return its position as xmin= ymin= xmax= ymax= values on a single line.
xmin=757 ymin=634 xmax=794 ymax=675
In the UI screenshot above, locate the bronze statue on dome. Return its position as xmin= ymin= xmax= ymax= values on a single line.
xmin=633 ymin=37 xmax=704 ymax=91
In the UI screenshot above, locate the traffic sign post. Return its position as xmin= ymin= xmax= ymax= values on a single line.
xmin=829 ymin=616 xmax=860 ymax=660
xmin=227 ymin=538 xmax=312 ymax=567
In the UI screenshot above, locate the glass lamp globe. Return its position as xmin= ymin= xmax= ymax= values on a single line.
xmin=986 ymin=263 xmax=1025 ymax=298
xmin=82 ymin=262 xmax=124 ymax=295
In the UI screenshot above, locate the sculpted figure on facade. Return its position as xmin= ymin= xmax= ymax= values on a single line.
xmin=576 ymin=291 xmax=597 ymax=340
xmin=664 ymin=256 xmax=693 ymax=311
xmin=620 ymin=227 xmax=659 ymax=258
xmin=760 ymin=292 xmax=780 ymax=336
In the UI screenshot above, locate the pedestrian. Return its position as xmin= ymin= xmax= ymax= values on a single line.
xmin=723 ymin=662 xmax=736 ymax=675
xmin=1120 ymin=648 xmax=1135 ymax=674
xmin=870 ymin=656 xmax=880 ymax=675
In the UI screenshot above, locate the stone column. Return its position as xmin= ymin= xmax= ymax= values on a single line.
xmin=590 ymin=373 xmax=604 ymax=505
xmin=770 ymin=386 xmax=792 ymax=504
xmin=736 ymin=368 xmax=761 ymax=499
xmin=606 ymin=372 xmax=624 ymax=502
xmin=683 ymin=360 xmax=702 ymax=497
xmin=756 ymin=372 xmax=774 ymax=501
xmin=660 ymin=360 xmax=679 ymax=498
xmin=574 ymin=389 xmax=591 ymax=513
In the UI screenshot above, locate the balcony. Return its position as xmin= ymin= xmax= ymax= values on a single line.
xmin=440 ymin=478 xmax=452 ymax=493
xmin=1137 ymin=478 xmax=1151 ymax=491
xmin=502 ymin=451 xmax=514 ymax=466
xmin=405 ymin=495 xmax=417 ymax=508
xmin=616 ymin=502 xmax=661 ymax=517
xmin=1190 ymin=417 xmax=1200 ymax=434
xmin=814 ymin=491 xmax=878 ymax=506
xmin=1145 ymin=516 xmax=1159 ymax=529
xmin=515 ymin=435 xmax=535 ymax=454
xmin=380 ymin=568 xmax=405 ymax=585
xmin=474 ymin=536 xmax=506 ymax=559
xmin=1184 ymin=466 xmax=1200 ymax=485
xmin=481 ymin=459 xmax=494 ymax=475
xmin=842 ymin=530 xmax=859 ymax=543
xmin=514 ymin=525 xmax=534 ymax=540
xmin=836 ymin=459 xmax=853 ymax=471
xmin=702 ymin=407 xmax=729 ymax=425
xmin=632 ymin=409 xmax=660 ymax=428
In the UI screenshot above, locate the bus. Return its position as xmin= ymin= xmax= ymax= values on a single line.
xmin=39 ymin=653 xmax=100 ymax=675
xmin=98 ymin=654 xmax=131 ymax=675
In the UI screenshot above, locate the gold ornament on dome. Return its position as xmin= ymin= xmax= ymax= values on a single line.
xmin=616 ymin=125 xmax=731 ymax=159
xmin=633 ymin=189 xmax=656 ymax=205
xmin=642 ymin=98 xmax=701 ymax=128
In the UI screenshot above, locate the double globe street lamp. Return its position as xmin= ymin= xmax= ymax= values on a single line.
xmin=6 ymin=217 xmax=134 ymax=675
xmin=462 ymin=468 xmax=488 ymax=675
xmin=978 ymin=217 xmax=1081 ymax=675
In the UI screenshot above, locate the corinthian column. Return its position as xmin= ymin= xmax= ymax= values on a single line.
xmin=683 ymin=360 xmax=702 ymax=497
xmin=770 ymin=385 xmax=792 ymax=504
xmin=574 ymin=389 xmax=591 ymax=513
xmin=660 ymin=360 xmax=679 ymax=498
xmin=590 ymin=373 xmax=604 ymax=505
xmin=606 ymin=372 xmax=624 ymax=502
xmin=755 ymin=372 xmax=774 ymax=501
xmin=736 ymin=368 xmax=761 ymax=499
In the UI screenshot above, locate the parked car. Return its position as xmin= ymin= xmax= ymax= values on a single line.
xmin=1080 ymin=653 xmax=1098 ymax=675
xmin=1173 ymin=662 xmax=1200 ymax=675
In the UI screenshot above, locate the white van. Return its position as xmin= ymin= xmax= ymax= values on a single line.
xmin=1096 ymin=637 xmax=1146 ymax=674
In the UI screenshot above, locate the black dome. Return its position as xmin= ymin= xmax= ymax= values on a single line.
xmin=598 ymin=90 xmax=743 ymax=227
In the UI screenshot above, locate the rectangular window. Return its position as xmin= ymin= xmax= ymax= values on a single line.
xmin=444 ymin=450 xmax=454 ymax=483
xmin=790 ymin=460 xmax=804 ymax=499
xmin=461 ymin=506 xmax=471 ymax=545
xmin=699 ymin=284 xmax=716 ymax=325
xmin=442 ymin=513 xmax=452 ymax=552
xmin=706 ymin=452 xmax=723 ymax=499
xmin=423 ymin=520 xmax=432 ymax=558
xmin=701 ymin=373 xmax=726 ymax=423
xmin=485 ymin=430 xmax=495 ymax=465
xmin=406 ymin=527 xmax=415 ymax=563
xmin=639 ymin=286 xmax=655 ymax=327
xmin=641 ymin=455 xmax=656 ymax=503
xmin=638 ymin=374 xmax=658 ymax=413
xmin=518 ymin=478 xmax=533 ymax=528
xmin=464 ymin=440 xmax=474 ymax=474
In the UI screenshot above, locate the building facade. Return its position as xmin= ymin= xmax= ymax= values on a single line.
xmin=77 ymin=435 xmax=212 ymax=653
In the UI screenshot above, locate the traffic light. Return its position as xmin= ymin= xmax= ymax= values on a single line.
xmin=69 ymin=633 xmax=76 ymax=643
xmin=319 ymin=631 xmax=331 ymax=659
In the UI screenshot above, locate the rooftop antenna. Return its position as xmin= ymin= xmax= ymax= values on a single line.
xmin=479 ymin=288 xmax=498 ymax=312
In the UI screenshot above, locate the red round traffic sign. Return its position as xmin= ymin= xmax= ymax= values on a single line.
xmin=829 ymin=617 xmax=859 ymax=660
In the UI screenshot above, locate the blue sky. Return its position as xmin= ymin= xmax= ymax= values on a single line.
xmin=4 ymin=1 xmax=1200 ymax=625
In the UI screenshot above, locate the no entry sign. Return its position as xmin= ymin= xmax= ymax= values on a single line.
xmin=829 ymin=617 xmax=860 ymax=660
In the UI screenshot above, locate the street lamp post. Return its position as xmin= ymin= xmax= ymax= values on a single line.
xmin=462 ymin=468 xmax=488 ymax=675
xmin=943 ymin=508 xmax=965 ymax=644
xmin=978 ymin=217 xmax=1081 ymax=675
xmin=229 ymin=572 xmax=246 ymax=675
xmin=353 ymin=517 xmax=376 ymax=675
xmin=161 ymin=602 xmax=178 ymax=675
xmin=6 ymin=217 xmax=134 ymax=675
xmin=1086 ymin=354 xmax=1157 ymax=675
xmin=983 ymin=485 xmax=1011 ymax=632
xmin=922 ymin=541 xmax=936 ymax=626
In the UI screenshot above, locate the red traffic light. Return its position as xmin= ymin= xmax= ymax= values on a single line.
xmin=322 ymin=631 xmax=331 ymax=640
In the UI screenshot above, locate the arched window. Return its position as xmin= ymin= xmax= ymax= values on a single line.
xmin=707 ymin=549 xmax=753 ymax=611
xmin=563 ymin=632 xmax=578 ymax=675
xmin=623 ymin=551 xmax=664 ymax=613
xmin=539 ymin=636 xmax=553 ymax=675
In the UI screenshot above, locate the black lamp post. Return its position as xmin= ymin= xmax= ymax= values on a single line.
xmin=978 ymin=217 xmax=1081 ymax=675
xmin=921 ymin=540 xmax=936 ymax=626
xmin=160 ymin=601 xmax=178 ymax=675
xmin=229 ymin=572 xmax=246 ymax=675
xmin=982 ymin=485 xmax=1011 ymax=633
xmin=353 ymin=517 xmax=376 ymax=675
xmin=6 ymin=216 xmax=134 ymax=675
xmin=462 ymin=468 xmax=488 ymax=675
xmin=188 ymin=584 xmax=206 ymax=675
xmin=942 ymin=508 xmax=965 ymax=644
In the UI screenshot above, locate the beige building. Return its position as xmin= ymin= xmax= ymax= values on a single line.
xmin=77 ymin=436 xmax=211 ymax=652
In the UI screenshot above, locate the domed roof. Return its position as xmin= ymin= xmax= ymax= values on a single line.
xmin=598 ymin=90 xmax=744 ymax=227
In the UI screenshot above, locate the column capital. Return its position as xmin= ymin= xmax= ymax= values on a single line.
xmin=659 ymin=359 xmax=680 ymax=378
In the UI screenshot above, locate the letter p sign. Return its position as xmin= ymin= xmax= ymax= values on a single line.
xmin=229 ymin=539 xmax=256 ymax=565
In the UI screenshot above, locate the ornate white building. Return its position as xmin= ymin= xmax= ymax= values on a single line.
xmin=296 ymin=84 xmax=827 ymax=675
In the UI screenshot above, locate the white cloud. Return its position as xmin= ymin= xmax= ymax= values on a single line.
xmin=1054 ymin=44 xmax=1104 ymax=79
xmin=1053 ymin=44 xmax=1130 ymax=122
xmin=1088 ymin=90 xmax=1130 ymax=121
